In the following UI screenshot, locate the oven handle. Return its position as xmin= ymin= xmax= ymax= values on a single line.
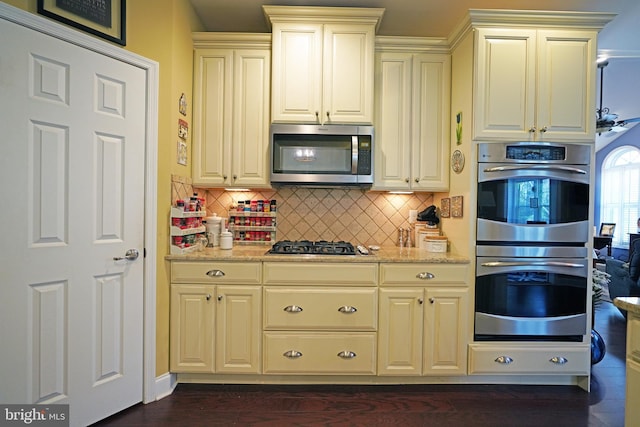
xmin=483 ymin=165 xmax=587 ymax=174
xmin=480 ymin=261 xmax=585 ymax=268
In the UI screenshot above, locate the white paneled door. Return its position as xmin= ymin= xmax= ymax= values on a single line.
xmin=0 ymin=13 xmax=145 ymax=427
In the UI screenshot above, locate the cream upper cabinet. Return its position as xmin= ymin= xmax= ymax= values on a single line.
xmin=473 ymin=28 xmax=597 ymax=142
xmin=373 ymin=43 xmax=450 ymax=191
xmin=192 ymin=34 xmax=271 ymax=188
xmin=265 ymin=6 xmax=383 ymax=124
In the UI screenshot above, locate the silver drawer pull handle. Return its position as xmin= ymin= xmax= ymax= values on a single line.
xmin=283 ymin=350 xmax=302 ymax=359
xmin=338 ymin=306 xmax=357 ymax=314
xmin=550 ymin=356 xmax=568 ymax=365
xmin=416 ymin=272 xmax=435 ymax=280
xmin=495 ymin=356 xmax=513 ymax=365
xmin=283 ymin=305 xmax=303 ymax=313
xmin=206 ymin=269 xmax=225 ymax=277
xmin=337 ymin=350 xmax=356 ymax=359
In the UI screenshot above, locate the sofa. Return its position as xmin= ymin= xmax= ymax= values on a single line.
xmin=606 ymin=238 xmax=640 ymax=317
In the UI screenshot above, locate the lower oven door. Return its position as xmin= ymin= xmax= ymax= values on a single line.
xmin=475 ymin=257 xmax=588 ymax=341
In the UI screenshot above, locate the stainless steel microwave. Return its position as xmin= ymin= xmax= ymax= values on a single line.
xmin=270 ymin=124 xmax=374 ymax=186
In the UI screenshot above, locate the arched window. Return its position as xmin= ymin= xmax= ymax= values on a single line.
xmin=600 ymin=145 xmax=640 ymax=248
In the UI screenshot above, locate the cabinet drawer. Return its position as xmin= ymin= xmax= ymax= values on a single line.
xmin=171 ymin=261 xmax=261 ymax=284
xmin=263 ymin=262 xmax=377 ymax=286
xmin=264 ymin=287 xmax=377 ymax=330
xmin=263 ymin=332 xmax=376 ymax=374
xmin=380 ymin=263 xmax=468 ymax=286
xmin=468 ymin=344 xmax=589 ymax=375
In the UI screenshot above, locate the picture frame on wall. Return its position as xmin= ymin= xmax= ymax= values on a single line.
xmin=37 ymin=0 xmax=126 ymax=46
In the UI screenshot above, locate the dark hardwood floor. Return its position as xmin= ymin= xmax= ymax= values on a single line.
xmin=94 ymin=301 xmax=628 ymax=427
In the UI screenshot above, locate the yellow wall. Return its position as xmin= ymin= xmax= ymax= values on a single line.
xmin=3 ymin=0 xmax=204 ymax=377
xmin=126 ymin=0 xmax=204 ymax=376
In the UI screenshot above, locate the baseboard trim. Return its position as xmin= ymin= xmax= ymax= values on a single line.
xmin=153 ymin=373 xmax=177 ymax=401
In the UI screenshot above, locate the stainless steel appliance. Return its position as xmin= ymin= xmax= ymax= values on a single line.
xmin=477 ymin=142 xmax=590 ymax=244
xmin=475 ymin=246 xmax=588 ymax=341
xmin=270 ymin=124 xmax=373 ymax=186
xmin=475 ymin=142 xmax=591 ymax=342
xmin=267 ymin=240 xmax=356 ymax=255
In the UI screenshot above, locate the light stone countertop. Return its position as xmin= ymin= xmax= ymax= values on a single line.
xmin=166 ymin=245 xmax=470 ymax=264
xmin=614 ymin=297 xmax=640 ymax=316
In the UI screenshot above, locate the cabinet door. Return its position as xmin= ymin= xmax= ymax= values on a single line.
xmin=627 ymin=359 xmax=640 ymax=427
xmin=271 ymin=23 xmax=323 ymax=123
xmin=193 ymin=49 xmax=233 ymax=185
xmin=473 ymin=28 xmax=537 ymax=140
xmin=216 ymin=286 xmax=262 ymax=373
xmin=373 ymin=52 xmax=412 ymax=190
xmin=536 ymin=30 xmax=596 ymax=142
xmin=411 ymin=54 xmax=450 ymax=191
xmin=423 ymin=288 xmax=468 ymax=375
xmin=231 ymin=49 xmax=271 ymax=187
xmin=170 ymin=284 xmax=215 ymax=373
xmin=378 ymin=288 xmax=423 ymax=375
xmin=323 ymin=23 xmax=375 ymax=124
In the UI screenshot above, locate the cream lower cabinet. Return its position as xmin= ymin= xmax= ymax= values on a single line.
xmin=374 ymin=44 xmax=450 ymax=191
xmin=378 ymin=264 xmax=469 ymax=376
xmin=467 ymin=345 xmax=590 ymax=375
xmin=170 ymin=261 xmax=262 ymax=374
xmin=262 ymin=262 xmax=378 ymax=374
xmin=624 ymin=312 xmax=640 ymax=426
xmin=192 ymin=34 xmax=271 ymax=188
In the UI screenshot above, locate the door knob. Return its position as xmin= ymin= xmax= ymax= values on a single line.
xmin=113 ymin=249 xmax=139 ymax=261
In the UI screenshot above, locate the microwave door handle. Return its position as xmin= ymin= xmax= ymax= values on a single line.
xmin=480 ymin=261 xmax=585 ymax=268
xmin=483 ymin=165 xmax=587 ymax=175
xmin=352 ymin=136 xmax=358 ymax=174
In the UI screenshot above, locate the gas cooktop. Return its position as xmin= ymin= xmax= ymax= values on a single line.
xmin=267 ymin=240 xmax=356 ymax=255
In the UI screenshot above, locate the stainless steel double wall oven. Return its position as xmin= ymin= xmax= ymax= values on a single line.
xmin=475 ymin=142 xmax=591 ymax=342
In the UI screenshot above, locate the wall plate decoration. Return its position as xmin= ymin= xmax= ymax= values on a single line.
xmin=178 ymin=119 xmax=189 ymax=139
xmin=451 ymin=149 xmax=465 ymax=174
xmin=451 ymin=196 xmax=463 ymax=218
xmin=440 ymin=198 xmax=451 ymax=218
xmin=179 ymin=93 xmax=187 ymax=116
xmin=177 ymin=140 xmax=187 ymax=166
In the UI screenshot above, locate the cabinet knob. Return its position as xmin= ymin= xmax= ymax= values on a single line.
xmin=233 ymin=174 xmax=237 ymax=181
xmin=326 ymin=111 xmax=330 ymax=121
xmin=337 ymin=350 xmax=356 ymax=359
xmin=529 ymin=127 xmax=536 ymax=133
xmin=283 ymin=350 xmax=302 ymax=359
xmin=315 ymin=111 xmax=319 ymax=122
xmin=223 ymin=175 xmax=228 ymax=180
xmin=217 ymin=295 xmax=223 ymax=301
xmin=206 ymin=269 xmax=225 ymax=278
xmin=429 ymin=298 xmax=435 ymax=304
xmin=416 ymin=272 xmax=435 ymax=280
xmin=405 ymin=178 xmax=410 ymax=183
xmin=414 ymin=178 xmax=419 ymax=183
xmin=338 ymin=305 xmax=357 ymax=314
xmin=549 ymin=356 xmax=568 ymax=365
xmin=418 ymin=298 xmax=424 ymax=305
xmin=539 ymin=126 xmax=548 ymax=133
xmin=284 ymin=305 xmax=303 ymax=313
xmin=206 ymin=294 xmax=211 ymax=301
xmin=495 ymin=355 xmax=514 ymax=365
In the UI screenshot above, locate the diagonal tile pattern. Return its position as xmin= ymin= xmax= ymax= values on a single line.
xmin=171 ymin=175 xmax=435 ymax=246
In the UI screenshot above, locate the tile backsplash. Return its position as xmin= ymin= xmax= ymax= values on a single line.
xmin=172 ymin=175 xmax=435 ymax=246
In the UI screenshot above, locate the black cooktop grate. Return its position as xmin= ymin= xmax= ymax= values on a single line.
xmin=267 ymin=240 xmax=356 ymax=255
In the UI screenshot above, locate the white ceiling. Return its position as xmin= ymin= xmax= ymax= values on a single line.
xmin=189 ymin=0 xmax=640 ymax=150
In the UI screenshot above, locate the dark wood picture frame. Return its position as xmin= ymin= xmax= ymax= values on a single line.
xmin=37 ymin=0 xmax=126 ymax=46
xmin=599 ymin=223 xmax=616 ymax=237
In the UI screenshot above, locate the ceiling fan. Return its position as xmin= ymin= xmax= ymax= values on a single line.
xmin=596 ymin=59 xmax=640 ymax=134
